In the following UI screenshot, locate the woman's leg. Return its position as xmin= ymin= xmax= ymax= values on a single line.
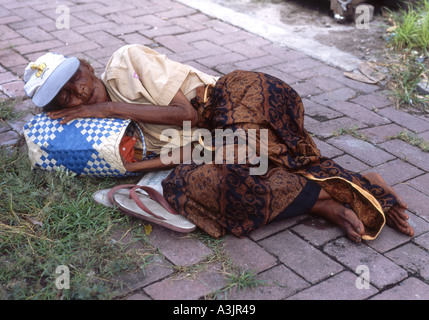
xmin=310 ymin=174 xmax=414 ymax=242
xmin=363 ymin=172 xmax=414 ymax=237
xmin=309 ymin=189 xmax=366 ymax=243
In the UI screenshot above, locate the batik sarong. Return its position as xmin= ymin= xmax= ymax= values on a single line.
xmin=162 ymin=71 xmax=395 ymax=239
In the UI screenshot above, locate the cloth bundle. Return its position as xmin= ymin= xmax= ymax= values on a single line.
xmin=23 ymin=113 xmax=145 ymax=177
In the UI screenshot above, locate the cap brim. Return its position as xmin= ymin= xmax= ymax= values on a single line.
xmin=32 ymin=57 xmax=80 ymax=108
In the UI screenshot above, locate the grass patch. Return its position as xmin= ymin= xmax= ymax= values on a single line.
xmin=333 ymin=126 xmax=370 ymax=141
xmin=387 ymin=129 xmax=429 ymax=152
xmin=387 ymin=0 xmax=429 ymax=53
xmin=0 ymin=99 xmax=20 ymax=122
xmin=0 ymin=146 xmax=152 ymax=300
xmin=384 ymin=0 xmax=429 ymax=110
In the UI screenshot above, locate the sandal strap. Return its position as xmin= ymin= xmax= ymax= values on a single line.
xmin=107 ymin=184 xmax=177 ymax=221
xmin=132 ymin=185 xmax=179 ymax=215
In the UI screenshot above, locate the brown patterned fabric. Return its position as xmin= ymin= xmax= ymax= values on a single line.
xmin=162 ymin=71 xmax=394 ymax=239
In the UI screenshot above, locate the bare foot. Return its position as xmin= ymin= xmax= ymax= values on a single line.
xmin=310 ymin=198 xmax=365 ymax=243
xmin=363 ymin=172 xmax=414 ymax=237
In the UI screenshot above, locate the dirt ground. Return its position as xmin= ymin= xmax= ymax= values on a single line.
xmin=211 ymin=0 xmax=399 ymax=64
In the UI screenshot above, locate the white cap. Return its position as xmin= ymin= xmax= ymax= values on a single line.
xmin=24 ymin=52 xmax=80 ymax=107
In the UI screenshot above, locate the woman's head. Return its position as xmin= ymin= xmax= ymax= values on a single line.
xmin=44 ymin=59 xmax=110 ymax=111
xmin=24 ymin=52 xmax=109 ymax=112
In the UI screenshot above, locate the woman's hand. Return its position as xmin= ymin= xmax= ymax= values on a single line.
xmin=47 ymin=102 xmax=112 ymax=124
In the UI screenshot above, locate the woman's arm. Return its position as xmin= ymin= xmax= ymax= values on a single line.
xmin=47 ymin=89 xmax=198 ymax=127
xmin=123 ymin=144 xmax=193 ymax=172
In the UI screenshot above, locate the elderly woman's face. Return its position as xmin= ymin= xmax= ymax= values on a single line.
xmin=55 ymin=60 xmax=109 ymax=108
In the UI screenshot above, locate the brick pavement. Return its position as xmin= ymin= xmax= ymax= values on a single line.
xmin=1 ymin=0 xmax=429 ymax=301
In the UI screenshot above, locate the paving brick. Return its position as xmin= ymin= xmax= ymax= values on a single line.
xmin=74 ymin=22 xmax=119 ymax=35
xmin=12 ymin=6 xmax=46 ymax=20
xmin=70 ymin=2 xmax=111 ymax=14
xmin=143 ymin=263 xmax=226 ymax=300
xmin=385 ymin=243 xmax=429 ymax=281
xmin=52 ymin=41 xmax=101 ymax=56
xmin=116 ymin=254 xmax=174 ymax=296
xmin=380 ymin=139 xmax=429 ymax=172
xmin=394 ymin=183 xmax=429 ymax=222
xmin=332 ymin=154 xmax=370 ymax=173
xmin=196 ymin=52 xmax=246 ymax=69
xmin=362 ymin=159 xmax=423 ymax=186
xmin=341 ymin=76 xmax=380 ymax=94
xmin=288 ymin=271 xmax=378 ymax=300
xmin=260 ymin=230 xmax=343 ymax=284
xmin=119 ymin=32 xmax=152 ymax=46
xmin=143 ymin=25 xmax=187 ymax=38
xmin=419 ymin=130 xmax=429 ymax=141
xmin=292 ymin=82 xmax=323 ymax=98
xmin=7 ymin=113 xmax=34 ymax=134
xmin=328 ymin=101 xmax=390 ymax=126
xmin=291 ymin=64 xmax=343 ymax=80
xmin=262 ymin=46 xmax=306 ymax=60
xmin=132 ymin=14 xmax=173 ymax=29
xmin=0 ymin=72 xmax=18 ymax=85
xmin=0 ymin=81 xmax=24 ymax=98
xmin=14 ymin=39 xmax=63 ymax=55
xmin=223 ymin=236 xmax=277 ymax=273
xmin=408 ymin=173 xmax=429 ymax=196
xmin=254 ymin=66 xmax=299 ymax=85
xmin=211 ymin=30 xmax=254 ymax=46
xmin=169 ymin=49 xmax=214 ymax=64
xmin=168 ymin=16 xmax=207 ymax=32
xmin=70 ymin=10 xmax=109 ymax=25
xmin=367 ymin=226 xmax=414 ymax=253
xmin=307 ymin=76 xmax=344 ymax=92
xmin=203 ymin=19 xmax=241 ymax=35
xmin=9 ymin=17 xmax=53 ymax=30
xmin=85 ymin=30 xmax=125 ymax=47
xmin=310 ymin=87 xmax=357 ymax=106
xmin=378 ymin=107 xmax=429 ymax=133
xmin=13 ymin=99 xmax=36 ymax=117
xmin=291 ymin=216 xmax=344 ymax=247
xmin=228 ymin=264 xmax=310 ymax=300
xmin=275 ymin=57 xmax=324 ymax=74
xmin=327 ymin=135 xmax=396 ymax=167
xmin=177 ymin=28 xmax=222 ymax=43
xmin=0 ymin=37 xmax=31 ymax=51
xmin=305 ymin=116 xmax=366 ymax=139
xmin=17 ymin=26 xmax=53 ymax=42
xmin=147 ymin=226 xmax=213 ymax=267
xmin=235 ymin=56 xmax=281 ymax=71
xmin=323 ymin=237 xmax=408 ymax=289
xmin=304 ymin=96 xmax=345 ymax=119
xmin=413 ymin=232 xmax=429 ymax=251
xmin=224 ymin=41 xmax=267 ymax=59
xmin=0 ymin=129 xmax=19 ymax=146
xmin=249 ymin=214 xmax=307 ymax=241
xmin=312 ymin=137 xmax=344 ymax=159
xmin=371 ymin=277 xmax=429 ymax=300
xmin=0 ymin=15 xmax=23 ymax=25
xmin=154 ymin=35 xmax=194 ymax=53
xmin=50 ymin=29 xmax=89 ymax=44
xmin=350 ymin=91 xmax=393 ymax=110
xmin=357 ymin=123 xmax=403 ymax=144
xmin=154 ymin=6 xmax=197 ymax=20
xmin=0 ymin=49 xmax=28 ymax=67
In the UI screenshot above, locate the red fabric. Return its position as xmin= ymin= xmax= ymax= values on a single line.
xmin=120 ymin=136 xmax=137 ymax=163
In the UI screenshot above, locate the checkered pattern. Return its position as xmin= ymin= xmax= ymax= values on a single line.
xmin=23 ymin=113 xmax=144 ymax=177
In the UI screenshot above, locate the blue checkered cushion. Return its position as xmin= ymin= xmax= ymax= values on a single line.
xmin=23 ymin=113 xmax=145 ymax=177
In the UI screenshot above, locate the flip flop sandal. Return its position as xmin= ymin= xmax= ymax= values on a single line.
xmin=93 ymin=188 xmax=114 ymax=208
xmin=107 ymin=184 xmax=196 ymax=233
